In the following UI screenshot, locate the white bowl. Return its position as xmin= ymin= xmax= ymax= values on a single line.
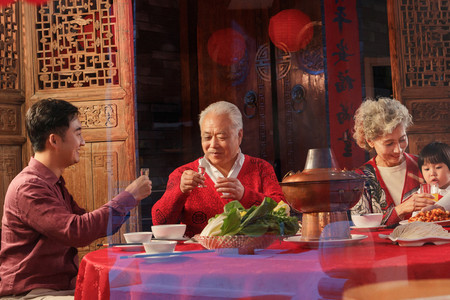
xmin=151 ymin=224 xmax=186 ymax=240
xmin=143 ymin=240 xmax=177 ymax=254
xmin=123 ymin=232 xmax=153 ymax=243
xmin=351 ymin=213 xmax=383 ymax=227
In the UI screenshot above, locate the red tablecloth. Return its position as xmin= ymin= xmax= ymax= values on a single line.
xmin=75 ymin=229 xmax=450 ymax=299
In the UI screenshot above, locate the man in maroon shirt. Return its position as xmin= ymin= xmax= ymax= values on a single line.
xmin=0 ymin=99 xmax=152 ymax=298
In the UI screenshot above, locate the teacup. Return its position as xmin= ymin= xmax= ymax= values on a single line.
xmin=123 ymin=232 xmax=153 ymax=243
xmin=143 ymin=240 xmax=177 ymax=254
xmin=351 ymin=213 xmax=383 ymax=228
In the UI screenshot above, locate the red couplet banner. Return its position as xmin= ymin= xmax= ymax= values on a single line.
xmin=323 ymin=0 xmax=366 ymax=170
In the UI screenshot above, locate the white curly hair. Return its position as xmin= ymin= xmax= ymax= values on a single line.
xmin=353 ymin=97 xmax=413 ymax=151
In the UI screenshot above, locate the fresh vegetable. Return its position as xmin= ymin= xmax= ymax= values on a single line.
xmin=200 ymin=197 xmax=299 ymax=237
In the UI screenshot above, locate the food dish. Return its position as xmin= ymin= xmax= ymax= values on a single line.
xmin=379 ymin=234 xmax=450 ymax=247
xmin=350 ymin=225 xmax=387 ymax=232
xmin=399 ymin=220 xmax=450 ymax=227
xmin=283 ymin=234 xmax=368 ymax=248
xmin=112 ymin=245 xmax=145 ymax=252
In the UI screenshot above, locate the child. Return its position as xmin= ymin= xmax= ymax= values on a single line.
xmin=419 ymin=142 xmax=450 ymax=211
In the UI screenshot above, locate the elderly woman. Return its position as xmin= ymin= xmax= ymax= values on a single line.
xmin=152 ymin=101 xmax=285 ymax=236
xmin=351 ymin=97 xmax=435 ymax=225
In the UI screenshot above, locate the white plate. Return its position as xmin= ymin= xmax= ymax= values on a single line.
xmin=283 ymin=234 xmax=368 ymax=248
xmin=379 ymin=234 xmax=450 ymax=247
xmin=133 ymin=251 xmax=181 ymax=258
xmin=350 ymin=225 xmax=387 ymax=232
xmin=113 ymin=245 xmax=144 ymax=252
xmin=399 ymin=220 xmax=450 ymax=226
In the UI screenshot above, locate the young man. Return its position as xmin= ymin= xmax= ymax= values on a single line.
xmin=0 ymin=99 xmax=152 ymax=298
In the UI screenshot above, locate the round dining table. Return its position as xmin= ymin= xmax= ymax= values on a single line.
xmin=75 ymin=228 xmax=450 ymax=300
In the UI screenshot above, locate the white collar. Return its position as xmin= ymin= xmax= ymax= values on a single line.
xmin=199 ymin=151 xmax=245 ymax=184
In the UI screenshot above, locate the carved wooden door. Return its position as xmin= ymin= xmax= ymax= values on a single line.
xmin=387 ymin=0 xmax=449 ymax=152
xmin=0 ymin=0 xmax=138 ymax=258
xmin=193 ymin=0 xmax=327 ymax=178
xmin=0 ymin=3 xmax=24 ymax=224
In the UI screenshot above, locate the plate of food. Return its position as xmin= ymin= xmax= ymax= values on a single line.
xmin=401 ymin=209 xmax=450 ymax=226
xmin=400 ymin=219 xmax=450 ymax=226
xmin=350 ymin=225 xmax=387 ymax=232
xmin=380 ymin=221 xmax=450 ymax=246
xmin=284 ymin=234 xmax=368 ymax=248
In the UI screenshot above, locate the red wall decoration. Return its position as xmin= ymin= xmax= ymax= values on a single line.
xmin=324 ymin=0 xmax=366 ymax=169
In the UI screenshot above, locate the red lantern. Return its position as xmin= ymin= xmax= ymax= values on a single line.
xmin=207 ymin=28 xmax=246 ymax=66
xmin=269 ymin=9 xmax=314 ymax=52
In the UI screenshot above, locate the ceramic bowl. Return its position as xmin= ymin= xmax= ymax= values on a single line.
xmin=151 ymin=224 xmax=186 ymax=239
xmin=143 ymin=240 xmax=177 ymax=254
xmin=351 ymin=213 xmax=383 ymax=227
xmin=123 ymin=232 xmax=153 ymax=243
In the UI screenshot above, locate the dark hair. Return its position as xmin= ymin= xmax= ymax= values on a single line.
xmin=26 ymin=99 xmax=79 ymax=152
xmin=418 ymin=142 xmax=450 ymax=171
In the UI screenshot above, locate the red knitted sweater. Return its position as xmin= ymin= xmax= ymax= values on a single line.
xmin=151 ymin=155 xmax=285 ymax=237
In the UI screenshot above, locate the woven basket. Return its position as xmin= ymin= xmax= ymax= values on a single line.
xmin=194 ymin=234 xmax=281 ymax=254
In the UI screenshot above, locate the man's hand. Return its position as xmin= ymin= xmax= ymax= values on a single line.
xmin=125 ymin=175 xmax=152 ymax=201
xmin=215 ymin=177 xmax=244 ymax=200
xmin=180 ymin=170 xmax=205 ymax=193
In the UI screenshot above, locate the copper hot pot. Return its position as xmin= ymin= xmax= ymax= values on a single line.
xmin=279 ymin=148 xmax=366 ymax=240
xmin=280 ymin=168 xmax=365 ymax=213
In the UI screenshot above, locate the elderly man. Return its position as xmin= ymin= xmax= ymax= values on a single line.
xmin=0 ymin=99 xmax=152 ymax=299
xmin=152 ymin=101 xmax=284 ymax=237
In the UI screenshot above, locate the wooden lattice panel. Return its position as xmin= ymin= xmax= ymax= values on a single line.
xmin=0 ymin=145 xmax=22 ymax=222
xmin=78 ymin=103 xmax=118 ymax=129
xmin=0 ymin=104 xmax=20 ymax=135
xmin=0 ymin=3 xmax=19 ymax=90
xmin=398 ymin=0 xmax=449 ymax=88
xmin=35 ymin=0 xmax=119 ymax=90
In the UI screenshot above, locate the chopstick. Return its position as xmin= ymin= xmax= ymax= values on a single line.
xmin=120 ymin=249 xmax=215 ymax=259
xmin=97 ymin=243 xmax=143 ymax=247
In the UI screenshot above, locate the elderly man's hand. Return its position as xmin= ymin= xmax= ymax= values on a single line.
xmin=395 ymin=192 xmax=437 ymax=218
xmin=215 ymin=177 xmax=244 ymax=200
xmin=180 ymin=170 xmax=205 ymax=193
xmin=125 ymin=175 xmax=152 ymax=201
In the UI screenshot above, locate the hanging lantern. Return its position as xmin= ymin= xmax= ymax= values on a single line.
xmin=207 ymin=28 xmax=246 ymax=66
xmin=268 ymin=9 xmax=314 ymax=52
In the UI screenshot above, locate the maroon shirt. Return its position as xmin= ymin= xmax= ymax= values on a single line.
xmin=0 ymin=158 xmax=137 ymax=296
